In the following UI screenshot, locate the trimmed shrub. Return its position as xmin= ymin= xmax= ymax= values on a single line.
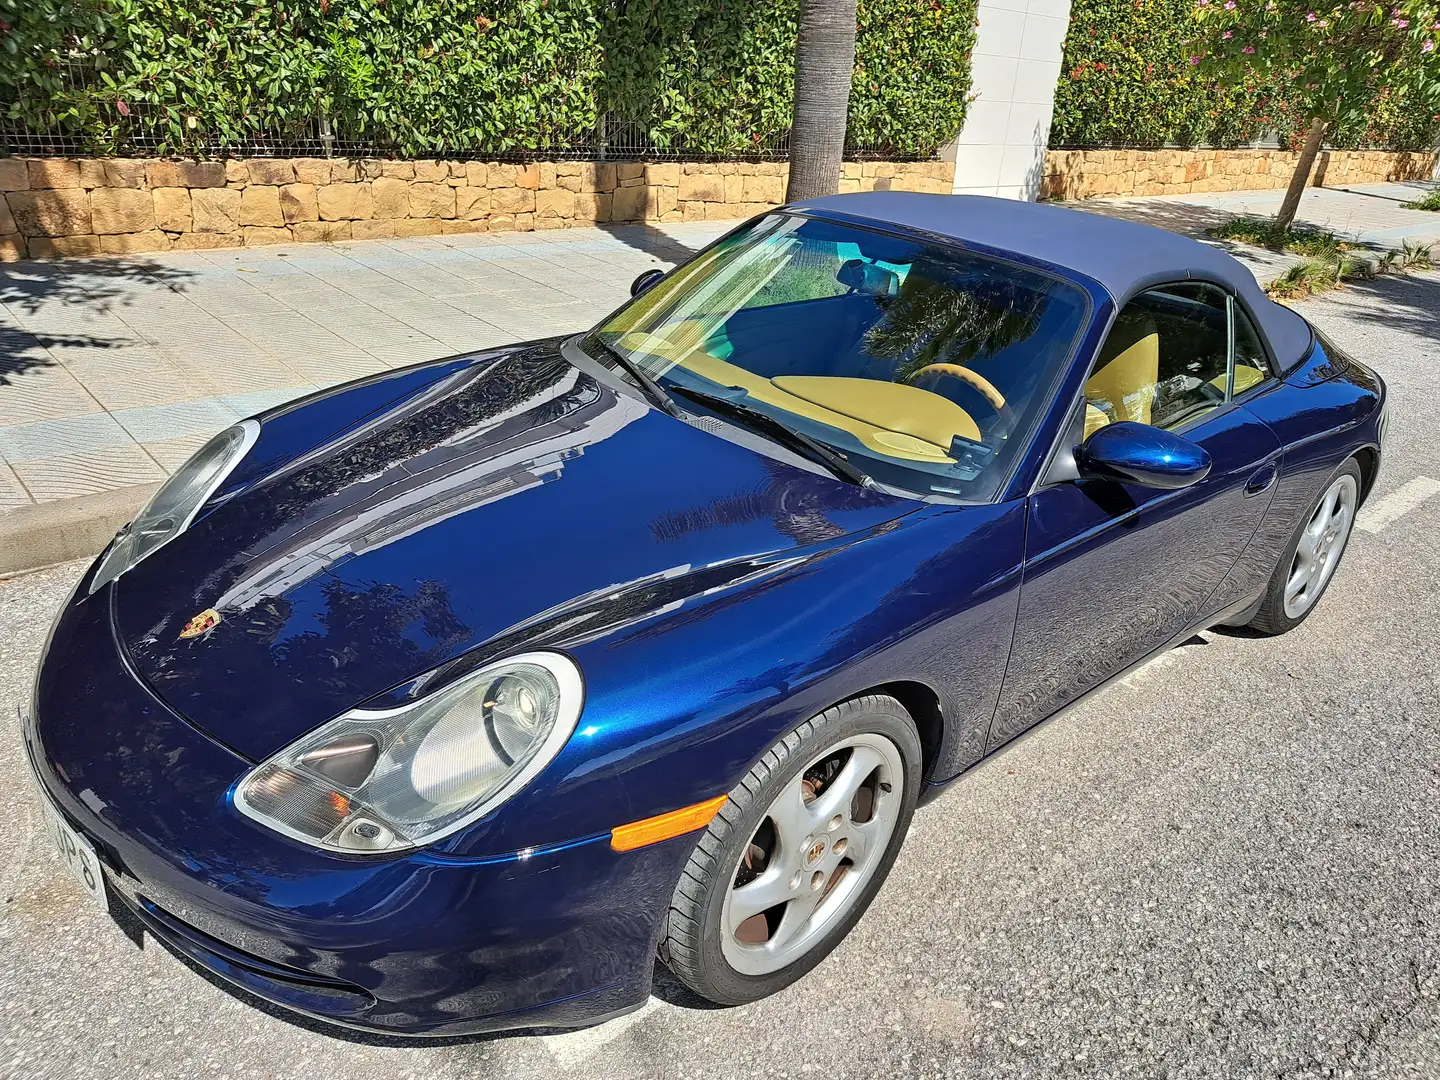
xmin=1051 ymin=0 xmax=1440 ymax=150
xmin=0 ymin=0 xmax=976 ymax=159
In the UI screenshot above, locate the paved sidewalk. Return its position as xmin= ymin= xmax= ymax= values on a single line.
xmin=0 ymin=222 xmax=727 ymax=517
xmin=1084 ymin=179 xmax=1440 ymax=249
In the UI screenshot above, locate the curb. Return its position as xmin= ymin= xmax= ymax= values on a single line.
xmin=0 ymin=483 xmax=157 ymax=578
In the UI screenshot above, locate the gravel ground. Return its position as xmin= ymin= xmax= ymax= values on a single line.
xmin=1 ymin=271 xmax=1438 ymax=1080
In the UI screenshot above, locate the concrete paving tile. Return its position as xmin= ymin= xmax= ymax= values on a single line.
xmin=282 ymin=354 xmax=390 ymax=386
xmin=222 ymin=386 xmax=314 ymax=417
xmin=11 ymin=444 xmax=165 ymax=501
xmin=329 ymin=327 xmax=444 ymax=354
xmin=147 ymin=331 xmax=271 ymax=367
xmin=176 ymin=358 xmax=305 ymax=397
xmin=141 ymin=432 xmax=216 ymax=474
xmin=0 ymin=368 xmax=102 ymax=426
xmin=364 ymin=340 xmax=473 ymax=367
xmin=82 ymin=369 xmax=206 ymax=411
xmin=0 ymin=412 xmax=131 ymax=463
xmin=0 ymin=460 xmax=31 ymax=511
xmin=111 ymin=398 xmax=241 ymax=442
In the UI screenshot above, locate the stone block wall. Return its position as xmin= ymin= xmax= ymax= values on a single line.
xmin=0 ymin=157 xmax=954 ymax=261
xmin=1041 ymin=147 xmax=1439 ymax=200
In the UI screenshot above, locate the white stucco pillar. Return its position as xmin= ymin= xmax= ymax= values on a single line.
xmin=945 ymin=0 xmax=1072 ymax=200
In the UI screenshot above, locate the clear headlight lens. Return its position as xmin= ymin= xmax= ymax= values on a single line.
xmin=233 ymin=652 xmax=584 ymax=854
xmin=89 ymin=420 xmax=260 ymax=594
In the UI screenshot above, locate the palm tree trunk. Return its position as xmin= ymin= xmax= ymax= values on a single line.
xmin=1276 ymin=117 xmax=1328 ymax=232
xmin=785 ymin=0 xmax=859 ymax=203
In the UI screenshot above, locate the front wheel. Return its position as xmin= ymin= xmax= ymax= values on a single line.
xmin=1249 ymin=457 xmax=1361 ymax=635
xmin=659 ymin=694 xmax=921 ymax=1005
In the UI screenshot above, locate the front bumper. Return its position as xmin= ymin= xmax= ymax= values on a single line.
xmin=25 ymin=588 xmax=682 ymax=1036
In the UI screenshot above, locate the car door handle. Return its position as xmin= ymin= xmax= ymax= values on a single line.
xmin=1244 ymin=462 xmax=1278 ymax=497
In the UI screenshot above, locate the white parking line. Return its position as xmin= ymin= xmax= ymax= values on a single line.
xmin=1355 ymin=476 xmax=1440 ymax=534
xmin=539 ymin=998 xmax=666 ymax=1068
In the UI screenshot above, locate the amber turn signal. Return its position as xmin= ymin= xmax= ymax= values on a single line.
xmin=610 ymin=794 xmax=729 ymax=852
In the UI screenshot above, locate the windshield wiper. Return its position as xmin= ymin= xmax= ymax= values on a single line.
xmin=668 ymin=384 xmax=876 ymax=489
xmin=590 ymin=338 xmax=682 ymax=418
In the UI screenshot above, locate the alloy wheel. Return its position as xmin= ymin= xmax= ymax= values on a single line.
xmin=1283 ymin=473 xmax=1358 ymax=619
xmin=719 ymin=733 xmax=904 ymax=976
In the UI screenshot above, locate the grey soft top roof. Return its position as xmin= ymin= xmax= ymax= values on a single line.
xmin=794 ymin=191 xmax=1314 ymax=372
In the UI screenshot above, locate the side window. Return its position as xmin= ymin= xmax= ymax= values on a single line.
xmin=1085 ymin=283 xmax=1232 ymax=436
xmin=1231 ymin=305 xmax=1272 ymax=395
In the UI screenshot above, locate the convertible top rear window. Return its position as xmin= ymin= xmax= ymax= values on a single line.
xmin=585 ymin=213 xmax=1089 ymax=500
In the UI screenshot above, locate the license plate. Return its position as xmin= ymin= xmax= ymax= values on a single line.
xmin=44 ymin=804 xmax=109 ymax=912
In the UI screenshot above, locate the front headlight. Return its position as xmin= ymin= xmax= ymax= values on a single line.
xmin=233 ymin=652 xmax=584 ymax=854
xmin=89 ymin=420 xmax=260 ymax=594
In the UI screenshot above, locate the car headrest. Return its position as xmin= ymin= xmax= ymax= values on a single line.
xmin=838 ymin=259 xmax=899 ymax=299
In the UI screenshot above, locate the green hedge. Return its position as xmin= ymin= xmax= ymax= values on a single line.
xmin=1051 ymin=0 xmax=1440 ymax=151
xmin=0 ymin=0 xmax=976 ymax=158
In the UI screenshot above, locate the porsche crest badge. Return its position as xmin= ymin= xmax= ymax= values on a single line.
xmin=178 ymin=608 xmax=221 ymax=639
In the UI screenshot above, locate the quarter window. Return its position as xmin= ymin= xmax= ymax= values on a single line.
xmin=1231 ymin=304 xmax=1271 ymax=396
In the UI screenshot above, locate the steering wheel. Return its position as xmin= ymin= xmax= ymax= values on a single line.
xmin=908 ymin=363 xmax=1014 ymax=430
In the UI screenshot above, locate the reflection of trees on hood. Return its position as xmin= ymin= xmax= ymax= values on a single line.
xmin=276 ymin=579 xmax=473 ymax=692
xmin=143 ymin=578 xmax=470 ymax=704
xmin=232 ymin=347 xmax=578 ymax=547
xmin=864 ymin=273 xmax=1048 ymax=384
xmin=649 ymin=459 xmax=884 ymax=546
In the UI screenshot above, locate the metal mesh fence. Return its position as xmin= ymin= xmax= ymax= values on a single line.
xmin=0 ymin=87 xmax=920 ymax=163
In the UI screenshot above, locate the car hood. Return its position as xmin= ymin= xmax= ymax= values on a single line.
xmin=113 ymin=341 xmax=917 ymax=761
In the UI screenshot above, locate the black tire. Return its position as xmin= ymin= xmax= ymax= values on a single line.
xmin=658 ymin=694 xmax=922 ymax=1005
xmin=1249 ymin=456 xmax=1363 ymax=636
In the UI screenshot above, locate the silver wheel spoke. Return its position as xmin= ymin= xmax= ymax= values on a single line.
xmin=768 ymin=777 xmax=818 ymax=850
xmin=811 ymin=744 xmax=886 ymax=825
xmin=769 ymin=886 xmax=824 ymax=953
xmin=1320 ymin=486 xmax=1341 ymax=525
xmin=844 ymin=821 xmax=874 ymax=867
xmin=727 ymin=867 xmax=792 ymax=933
xmin=1285 ymin=560 xmax=1311 ymax=600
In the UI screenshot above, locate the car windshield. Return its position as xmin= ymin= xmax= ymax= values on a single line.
xmin=582 ymin=213 xmax=1090 ymax=500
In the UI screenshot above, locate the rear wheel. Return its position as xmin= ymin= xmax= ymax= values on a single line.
xmin=1249 ymin=457 xmax=1361 ymax=635
xmin=659 ymin=695 xmax=921 ymax=1005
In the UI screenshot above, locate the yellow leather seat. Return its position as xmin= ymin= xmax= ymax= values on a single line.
xmin=1209 ymin=364 xmax=1267 ymax=396
xmin=615 ymin=322 xmax=983 ymax=464
xmin=1084 ymin=312 xmax=1160 ymax=435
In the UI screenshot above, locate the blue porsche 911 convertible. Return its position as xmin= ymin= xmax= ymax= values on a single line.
xmin=28 ymin=193 xmax=1384 ymax=1035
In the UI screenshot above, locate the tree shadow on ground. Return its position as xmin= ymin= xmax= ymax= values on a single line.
xmin=1302 ymin=267 xmax=1440 ymax=351
xmin=0 ymin=256 xmax=196 ymax=385
xmin=1321 ymin=178 xmax=1440 ymax=204
xmin=596 ymin=222 xmax=702 ymax=266
xmin=1068 ymin=196 xmax=1239 ymax=239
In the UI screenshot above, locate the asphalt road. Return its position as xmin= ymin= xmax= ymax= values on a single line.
xmin=2 ymin=271 xmax=1439 ymax=1080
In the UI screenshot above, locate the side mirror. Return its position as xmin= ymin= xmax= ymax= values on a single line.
xmin=631 ymin=269 xmax=665 ymax=297
xmin=1077 ymin=421 xmax=1211 ymax=490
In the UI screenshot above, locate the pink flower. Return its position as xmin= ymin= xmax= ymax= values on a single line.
xmin=1425 ymin=38 xmax=1437 ymax=51
xmin=1224 ymin=0 xmax=1236 ymax=8
xmin=1243 ymin=43 xmax=1257 ymax=51
xmin=1222 ymin=29 xmax=1233 ymax=37
xmin=1306 ymin=10 xmax=1317 ymax=19
xmin=1190 ymin=54 xmax=1203 ymax=63
xmin=116 ymin=99 xmax=130 ymax=117
xmin=1393 ymin=16 xmax=1410 ymax=26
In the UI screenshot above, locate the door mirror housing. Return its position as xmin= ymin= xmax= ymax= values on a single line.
xmin=1077 ymin=421 xmax=1212 ymax=490
xmin=631 ymin=269 xmax=665 ymax=297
